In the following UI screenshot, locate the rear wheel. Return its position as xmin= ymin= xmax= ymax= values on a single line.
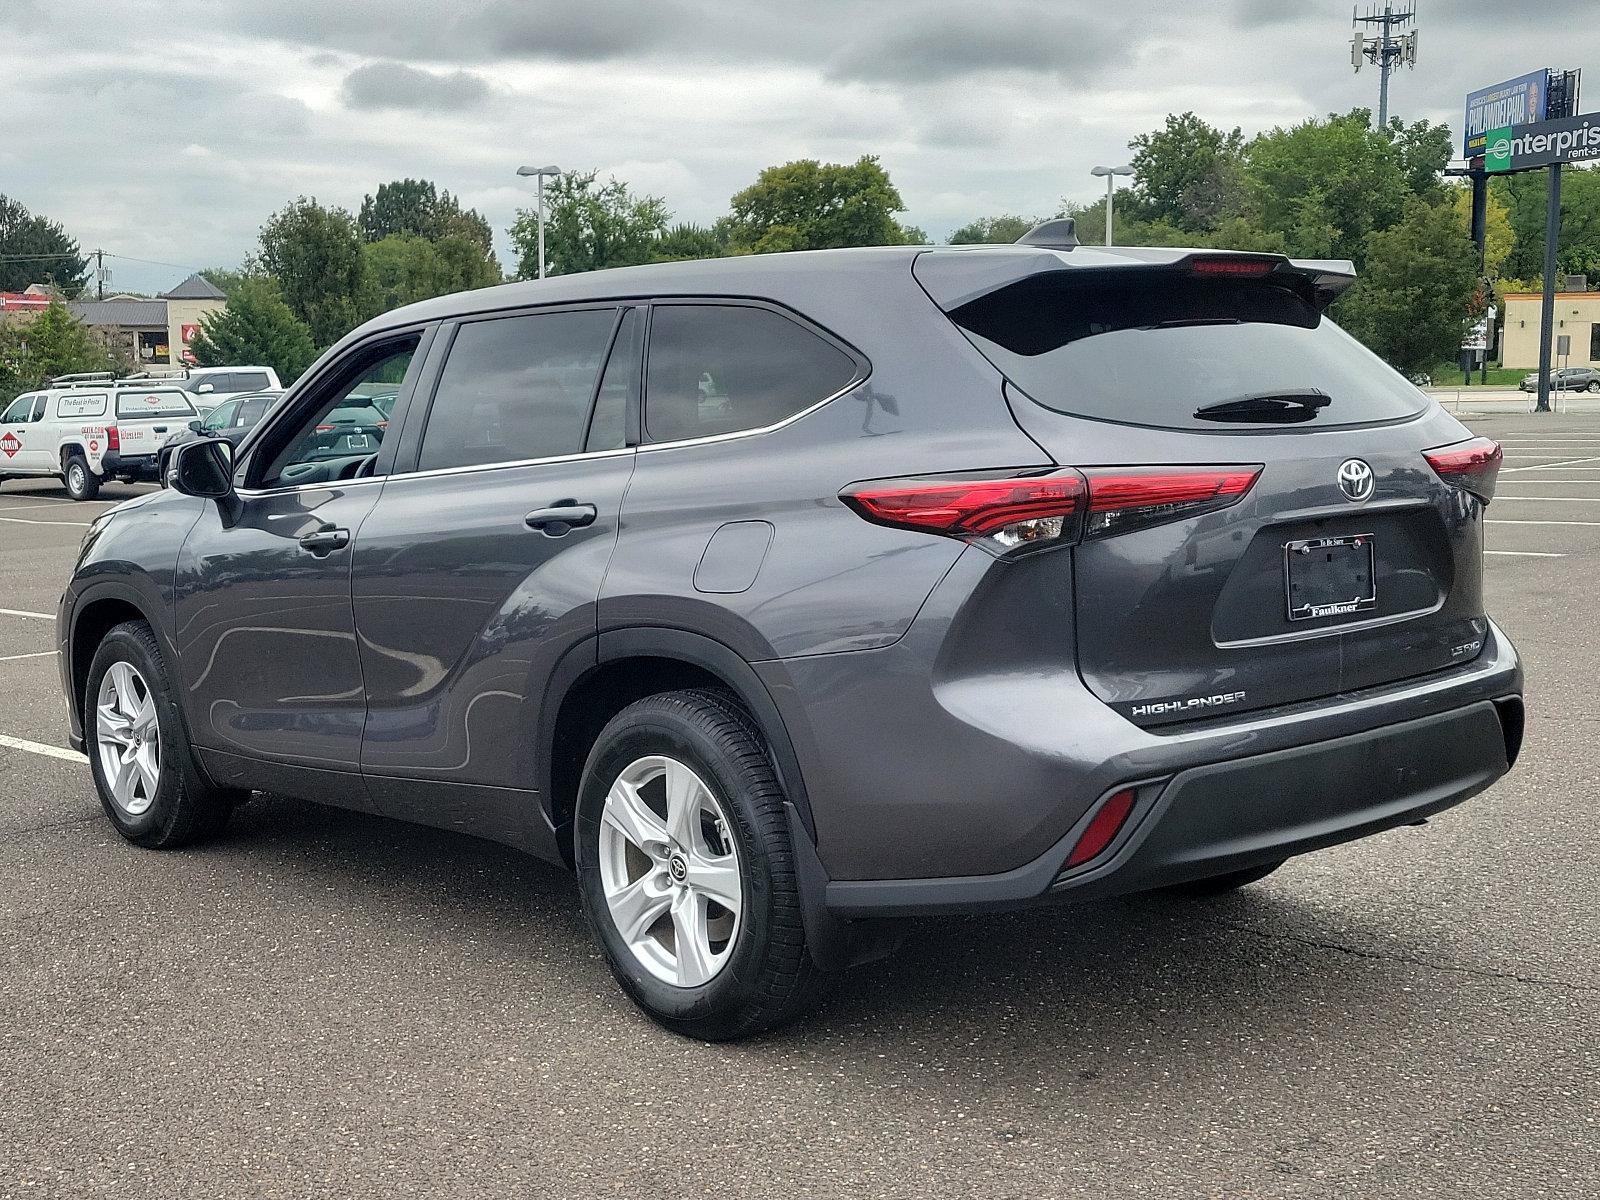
xmin=86 ymin=621 xmax=244 ymax=848
xmin=64 ymin=453 xmax=99 ymax=501
xmin=1164 ymin=859 xmax=1285 ymax=896
xmin=575 ymin=689 xmax=820 ymax=1040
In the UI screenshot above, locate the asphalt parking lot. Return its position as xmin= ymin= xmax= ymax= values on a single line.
xmin=1 ymin=414 xmax=1596 ymax=1199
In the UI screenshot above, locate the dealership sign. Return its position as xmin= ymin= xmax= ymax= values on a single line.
xmin=1485 ymin=114 xmax=1600 ymax=173
xmin=1464 ymin=70 xmax=1549 ymax=157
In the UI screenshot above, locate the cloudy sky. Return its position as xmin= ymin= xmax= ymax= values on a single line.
xmin=0 ymin=0 xmax=1590 ymax=293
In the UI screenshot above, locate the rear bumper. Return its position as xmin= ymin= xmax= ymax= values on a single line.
xmin=101 ymin=451 xmax=159 ymax=481
xmin=821 ymin=693 xmax=1520 ymax=917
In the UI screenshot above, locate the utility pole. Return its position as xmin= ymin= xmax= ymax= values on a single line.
xmin=1351 ymin=4 xmax=1418 ymax=130
xmin=95 ymin=248 xmax=104 ymax=300
xmin=516 ymin=164 xmax=561 ymax=279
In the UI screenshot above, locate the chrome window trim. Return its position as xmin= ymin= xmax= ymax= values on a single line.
xmin=235 ymin=444 xmax=637 ymax=498
xmin=637 ymin=375 xmax=865 ymax=454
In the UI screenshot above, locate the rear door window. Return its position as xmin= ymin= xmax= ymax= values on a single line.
xmin=231 ymin=371 xmax=271 ymax=392
xmin=116 ymin=390 xmax=196 ymax=419
xmin=943 ymin=272 xmax=1428 ymax=430
xmin=644 ymin=304 xmax=859 ymax=443
xmin=418 ymin=308 xmax=616 ymax=472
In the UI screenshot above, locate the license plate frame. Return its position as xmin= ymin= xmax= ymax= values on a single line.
xmin=1284 ymin=534 xmax=1376 ymax=621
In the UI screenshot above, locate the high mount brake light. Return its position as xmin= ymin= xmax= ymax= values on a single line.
xmin=1424 ymin=437 xmax=1501 ymax=503
xmin=842 ymin=465 xmax=1262 ymax=552
xmin=1189 ymin=257 xmax=1277 ymax=277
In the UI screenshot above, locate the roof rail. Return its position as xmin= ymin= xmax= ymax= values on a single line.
xmin=1015 ymin=218 xmax=1080 ymax=250
xmin=48 ymin=371 xmax=115 ymax=384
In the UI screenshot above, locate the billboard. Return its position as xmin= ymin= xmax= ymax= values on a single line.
xmin=1464 ymin=70 xmax=1549 ymax=157
xmin=1485 ymin=113 xmax=1600 ymax=173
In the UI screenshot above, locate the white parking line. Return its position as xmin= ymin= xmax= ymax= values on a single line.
xmin=0 ymin=650 xmax=56 ymax=661
xmin=1485 ymin=550 xmax=1567 ymax=557
xmin=0 ymin=516 xmax=92 ymax=527
xmin=1503 ymin=456 xmax=1600 ymax=472
xmin=0 ymin=608 xmax=53 ymax=620
xmin=0 ymin=733 xmax=85 ymax=765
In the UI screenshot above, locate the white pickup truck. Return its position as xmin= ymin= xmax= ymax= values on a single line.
xmin=0 ymin=379 xmax=200 ymax=499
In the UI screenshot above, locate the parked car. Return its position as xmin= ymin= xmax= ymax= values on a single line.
xmin=1 ymin=377 xmax=199 ymax=498
xmin=179 ymin=366 xmax=283 ymax=410
xmin=1520 ymin=366 xmax=1600 ymax=392
xmin=60 ymin=232 xmax=1523 ymax=1039
xmin=155 ymin=390 xmax=282 ymax=485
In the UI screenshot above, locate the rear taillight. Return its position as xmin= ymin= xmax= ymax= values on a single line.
xmin=1065 ymin=788 xmax=1137 ymax=868
xmin=1081 ymin=466 xmax=1261 ymax=540
xmin=842 ymin=473 xmax=1087 ymax=552
xmin=841 ymin=465 xmax=1261 ymax=553
xmin=106 ymin=426 xmax=119 ymax=451
xmin=1424 ymin=437 xmax=1501 ymax=503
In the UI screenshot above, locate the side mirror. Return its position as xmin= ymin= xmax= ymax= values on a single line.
xmin=196 ymin=382 xmax=215 ymax=394
xmin=169 ymin=437 xmax=235 ymax=500
xmin=187 ymin=419 xmax=203 ymax=432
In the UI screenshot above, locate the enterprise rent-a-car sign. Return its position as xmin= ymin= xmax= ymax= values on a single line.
xmin=1464 ymin=70 xmax=1549 ymax=157
xmin=1485 ymin=114 xmax=1600 ymax=173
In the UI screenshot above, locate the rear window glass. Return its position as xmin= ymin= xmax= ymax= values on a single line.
xmin=645 ymin=305 xmax=858 ymax=442
xmin=116 ymin=390 xmax=196 ymax=419
xmin=946 ymin=273 xmax=1427 ymax=430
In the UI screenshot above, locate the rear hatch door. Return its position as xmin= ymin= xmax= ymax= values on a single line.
xmin=918 ymin=251 xmax=1496 ymax=727
xmin=114 ymin=388 xmax=197 ymax=458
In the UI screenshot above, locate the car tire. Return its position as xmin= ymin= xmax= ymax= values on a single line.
xmin=575 ymin=688 xmax=821 ymax=1041
xmin=85 ymin=621 xmax=245 ymax=848
xmin=1163 ymin=859 xmax=1285 ymax=896
xmin=64 ymin=453 xmax=99 ymax=501
xmin=1588 ymin=381 xmax=1600 ymax=393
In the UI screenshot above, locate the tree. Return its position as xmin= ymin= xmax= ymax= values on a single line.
xmin=509 ymin=172 xmax=670 ymax=277
xmin=1451 ymin=185 xmax=1514 ymax=279
xmin=188 ymin=278 xmax=316 ymax=385
xmin=1494 ymin=165 xmax=1600 ymax=283
xmin=1334 ymin=198 xmax=1478 ymax=375
xmin=1244 ymin=109 xmax=1445 ymax=265
xmin=651 ymin=222 xmax=729 ymax=262
xmin=725 ymin=157 xmax=918 ymax=253
xmin=359 ymin=179 xmax=442 ymax=242
xmin=0 ymin=195 xmax=88 ymax=296
xmin=0 ymin=301 xmax=114 ymax=395
xmin=359 ymin=232 xmax=502 ymax=319
xmin=948 ymin=215 xmax=1041 ymax=244
xmin=1124 ymin=113 xmax=1246 ymax=233
xmin=257 ymin=198 xmax=364 ymax=348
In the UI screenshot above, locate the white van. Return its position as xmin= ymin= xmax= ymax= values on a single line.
xmin=0 ymin=378 xmax=199 ymax=499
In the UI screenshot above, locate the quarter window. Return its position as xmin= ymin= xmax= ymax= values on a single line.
xmin=419 ymin=308 xmax=616 ymax=472
xmin=644 ymin=304 xmax=858 ymax=442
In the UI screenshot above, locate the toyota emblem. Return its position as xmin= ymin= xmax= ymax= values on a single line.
xmin=1337 ymin=459 xmax=1374 ymax=502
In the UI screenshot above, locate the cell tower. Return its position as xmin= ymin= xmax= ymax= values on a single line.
xmin=1351 ymin=3 xmax=1419 ymax=129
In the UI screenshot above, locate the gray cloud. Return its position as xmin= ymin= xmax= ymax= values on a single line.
xmin=827 ymin=8 xmax=1131 ymax=84
xmin=342 ymin=61 xmax=492 ymax=112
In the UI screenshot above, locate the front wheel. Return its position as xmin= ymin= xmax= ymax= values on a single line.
xmin=1588 ymin=381 xmax=1600 ymax=393
xmin=575 ymin=689 xmax=820 ymax=1040
xmin=86 ymin=621 xmax=244 ymax=847
xmin=64 ymin=453 xmax=99 ymax=501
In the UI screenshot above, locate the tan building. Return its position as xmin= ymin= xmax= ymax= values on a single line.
xmin=1500 ymin=291 xmax=1600 ymax=369
xmin=66 ymin=273 xmax=226 ymax=369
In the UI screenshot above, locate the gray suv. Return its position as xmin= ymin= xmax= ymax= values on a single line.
xmin=58 ymin=230 xmax=1524 ymax=1039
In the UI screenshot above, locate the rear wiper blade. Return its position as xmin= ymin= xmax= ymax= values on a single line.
xmin=1194 ymin=391 xmax=1331 ymax=424
xmin=1144 ymin=317 xmax=1242 ymax=330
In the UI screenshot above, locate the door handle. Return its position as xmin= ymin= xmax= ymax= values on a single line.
xmin=298 ymin=527 xmax=350 ymax=554
xmin=153 ymin=425 xmax=168 ymax=433
xmin=525 ymin=503 xmax=597 ymax=534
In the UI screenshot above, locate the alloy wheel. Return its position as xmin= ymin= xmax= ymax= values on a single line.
xmin=597 ymin=755 xmax=743 ymax=987
xmin=95 ymin=661 xmax=161 ymax=816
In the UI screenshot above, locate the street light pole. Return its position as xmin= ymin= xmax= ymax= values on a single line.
xmin=516 ymin=164 xmax=561 ymax=279
xmin=1090 ymin=165 xmax=1135 ymax=247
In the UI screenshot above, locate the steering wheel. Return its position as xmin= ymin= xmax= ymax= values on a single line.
xmin=352 ymin=454 xmax=379 ymax=479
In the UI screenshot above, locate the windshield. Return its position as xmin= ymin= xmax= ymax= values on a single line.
xmin=945 ymin=272 xmax=1428 ymax=430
